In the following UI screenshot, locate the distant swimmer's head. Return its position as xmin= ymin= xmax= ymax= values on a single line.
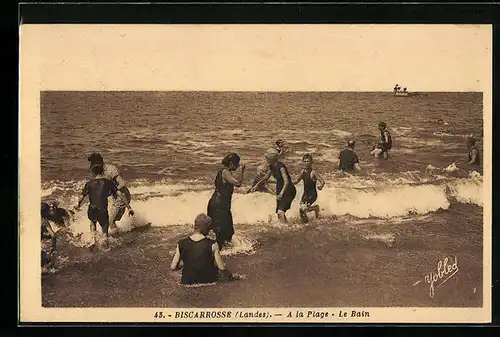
xmin=347 ymin=140 xmax=356 ymax=149
xmin=91 ymin=163 xmax=104 ymax=176
xmin=88 ymin=152 xmax=104 ymax=165
xmin=264 ymin=148 xmax=279 ymax=164
xmin=302 ymin=154 xmax=313 ymax=168
xmin=438 ymin=118 xmax=444 ymax=125
xmin=222 ymin=152 xmax=241 ymax=171
xmin=276 ymin=139 xmax=284 ymax=147
xmin=467 ymin=137 xmax=477 ymax=147
xmin=41 ymin=202 xmax=51 ymax=219
xmin=378 ymin=122 xmax=386 ymax=130
xmin=194 ymin=213 xmax=212 ymax=236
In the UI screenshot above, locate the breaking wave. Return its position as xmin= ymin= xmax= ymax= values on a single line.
xmin=42 ymin=169 xmax=483 ymax=244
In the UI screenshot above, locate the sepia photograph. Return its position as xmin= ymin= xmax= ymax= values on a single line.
xmin=20 ymin=24 xmax=491 ymax=323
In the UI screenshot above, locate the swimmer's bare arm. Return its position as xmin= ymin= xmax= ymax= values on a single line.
xmin=45 ymin=221 xmax=56 ymax=237
xmin=277 ymin=167 xmax=290 ymax=200
xmin=212 ymin=243 xmax=226 ymax=270
xmin=222 ymin=164 xmax=246 ymax=187
xmin=468 ymin=148 xmax=478 ymax=164
xmin=109 ymin=182 xmax=134 ymax=214
xmin=250 ymin=171 xmax=272 ymax=192
xmin=170 ymin=244 xmax=182 ymax=270
xmin=113 ymin=174 xmax=127 ymax=190
xmin=382 ymin=130 xmax=389 ymax=144
xmin=212 ymin=243 xmax=234 ymax=280
xmin=312 ymin=170 xmax=325 ymax=190
xmin=354 ymin=154 xmax=361 ymax=170
xmin=117 ymin=189 xmax=134 ymax=214
xmin=75 ymin=184 xmax=89 ymax=210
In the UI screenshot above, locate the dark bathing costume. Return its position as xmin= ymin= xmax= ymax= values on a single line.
xmin=469 ymin=146 xmax=481 ymax=165
xmin=339 ymin=148 xmax=359 ymax=172
xmin=380 ymin=129 xmax=392 ymax=153
xmin=178 ymin=236 xmax=219 ymax=285
xmin=83 ymin=178 xmax=118 ymax=233
xmin=270 ymin=161 xmax=297 ymax=212
xmin=207 ymin=169 xmax=235 ymax=249
xmin=300 ymin=168 xmax=317 ymax=206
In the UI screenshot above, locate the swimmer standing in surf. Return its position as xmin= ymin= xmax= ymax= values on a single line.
xmin=87 ymin=153 xmax=133 ymax=231
xmin=75 ymin=163 xmax=134 ymax=247
xmin=467 ymin=137 xmax=481 ymax=166
xmin=170 ymin=214 xmax=236 ymax=285
xmin=253 ymin=149 xmax=297 ymax=223
xmin=207 ymin=153 xmax=246 ymax=250
xmin=293 ymin=154 xmax=325 ymax=223
xmin=377 ymin=122 xmax=392 ymax=159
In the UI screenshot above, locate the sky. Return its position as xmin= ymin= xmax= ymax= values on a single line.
xmin=21 ymin=24 xmax=491 ymax=92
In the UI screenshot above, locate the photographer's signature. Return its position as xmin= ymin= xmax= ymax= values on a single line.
xmin=413 ymin=256 xmax=459 ymax=298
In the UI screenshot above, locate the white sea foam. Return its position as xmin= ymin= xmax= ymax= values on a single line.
xmin=443 ymin=163 xmax=459 ymax=172
xmin=64 ymin=177 xmax=482 ymax=240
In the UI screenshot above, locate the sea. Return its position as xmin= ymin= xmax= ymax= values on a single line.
xmin=40 ymin=91 xmax=484 ymax=252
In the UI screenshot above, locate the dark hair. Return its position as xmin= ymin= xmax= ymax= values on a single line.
xmin=88 ymin=153 xmax=104 ymax=165
xmin=41 ymin=202 xmax=51 ymax=218
xmin=468 ymin=137 xmax=477 ymax=145
xmin=302 ymin=154 xmax=313 ymax=161
xmin=276 ymin=139 xmax=284 ymax=146
xmin=194 ymin=214 xmax=212 ymax=235
xmin=91 ymin=163 xmax=104 ymax=175
xmin=348 ymin=140 xmax=356 ymax=148
xmin=379 ymin=122 xmax=386 ymax=128
xmin=221 ymin=153 xmax=240 ymax=168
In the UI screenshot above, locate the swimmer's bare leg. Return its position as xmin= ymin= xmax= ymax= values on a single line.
xmin=277 ymin=210 xmax=288 ymax=224
xmin=299 ymin=204 xmax=309 ymax=223
xmin=383 ymin=151 xmax=389 ymax=160
xmin=101 ymin=221 xmax=110 ymax=249
xmin=89 ymin=220 xmax=97 ymax=247
xmin=310 ymin=205 xmax=320 ymax=219
xmin=299 ymin=210 xmax=309 ymax=224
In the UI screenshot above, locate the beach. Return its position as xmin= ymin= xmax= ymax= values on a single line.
xmin=40 ymin=91 xmax=484 ymax=307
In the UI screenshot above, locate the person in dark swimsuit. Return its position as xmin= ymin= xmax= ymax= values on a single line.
xmin=467 ymin=137 xmax=481 ymax=166
xmin=378 ymin=122 xmax=392 ymax=159
xmin=75 ymin=164 xmax=133 ymax=247
xmin=255 ymin=149 xmax=297 ymax=223
xmin=41 ymin=202 xmax=57 ymax=272
xmin=170 ymin=214 xmax=236 ymax=285
xmin=293 ymin=154 xmax=325 ymax=223
xmin=88 ymin=153 xmax=133 ymax=231
xmin=207 ymin=153 xmax=246 ymax=250
xmin=338 ymin=140 xmax=361 ymax=172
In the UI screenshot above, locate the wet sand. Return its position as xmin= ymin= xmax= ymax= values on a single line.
xmin=42 ymin=204 xmax=482 ymax=308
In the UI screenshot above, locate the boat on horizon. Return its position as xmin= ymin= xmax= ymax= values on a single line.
xmin=392 ymin=84 xmax=416 ymax=97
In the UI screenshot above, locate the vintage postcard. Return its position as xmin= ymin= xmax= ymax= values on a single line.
xmin=20 ymin=24 xmax=491 ymax=323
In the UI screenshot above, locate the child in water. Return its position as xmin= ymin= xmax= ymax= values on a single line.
xmin=293 ymin=154 xmax=325 ymax=223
